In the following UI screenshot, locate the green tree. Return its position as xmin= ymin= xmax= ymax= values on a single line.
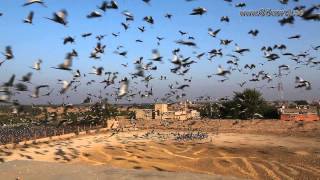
xmin=220 ymin=89 xmax=279 ymax=120
xmin=294 ymin=100 xmax=308 ymax=105
xmin=232 ymin=89 xmax=266 ymax=119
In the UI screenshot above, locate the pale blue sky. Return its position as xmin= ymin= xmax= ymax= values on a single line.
xmin=0 ymin=0 xmax=319 ymax=104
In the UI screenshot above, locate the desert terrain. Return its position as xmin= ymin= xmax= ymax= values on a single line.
xmin=0 ymin=120 xmax=319 ymax=180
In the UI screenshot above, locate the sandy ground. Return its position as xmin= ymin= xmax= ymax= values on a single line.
xmin=0 ymin=127 xmax=320 ymax=179
xmin=0 ymin=160 xmax=239 ymax=180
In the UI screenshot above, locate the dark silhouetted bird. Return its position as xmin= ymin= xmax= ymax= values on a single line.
xmin=23 ymin=11 xmax=34 ymax=24
xmin=82 ymin=33 xmax=92 ymax=38
xmin=45 ymin=9 xmax=68 ymax=26
xmin=23 ymin=0 xmax=47 ymax=7
xmin=63 ymin=36 xmax=75 ymax=44
xmin=288 ymin=34 xmax=301 ymax=39
xmin=87 ymin=11 xmax=102 ymax=18
xmin=220 ymin=16 xmax=229 ymax=22
xmin=190 ymin=7 xmax=207 ymax=15
xmin=165 ymin=13 xmax=172 ymax=19
xmin=208 ymin=28 xmax=220 ymax=38
xmin=248 ymin=29 xmax=259 ymax=37
xmin=235 ymin=3 xmax=246 ymax=8
xmin=143 ymin=16 xmax=154 ymax=24
xmin=279 ymin=16 xmax=294 ymax=26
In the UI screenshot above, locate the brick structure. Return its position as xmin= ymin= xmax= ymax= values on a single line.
xmin=280 ymin=114 xmax=319 ymax=121
xmin=280 ymin=105 xmax=320 ymax=121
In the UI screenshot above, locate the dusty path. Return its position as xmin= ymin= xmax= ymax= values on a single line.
xmin=0 ymin=131 xmax=319 ymax=179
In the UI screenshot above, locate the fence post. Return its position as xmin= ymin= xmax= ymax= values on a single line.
xmin=11 ymin=135 xmax=14 ymax=144
xmin=33 ymin=131 xmax=37 ymax=144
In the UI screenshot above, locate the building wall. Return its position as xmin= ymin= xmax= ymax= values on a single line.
xmin=281 ymin=114 xmax=319 ymax=121
xmin=134 ymin=104 xmax=200 ymax=121
xmin=155 ymin=104 xmax=168 ymax=114
xmin=135 ymin=109 xmax=153 ymax=120
xmin=191 ymin=110 xmax=200 ymax=119
xmin=162 ymin=111 xmax=175 ymax=120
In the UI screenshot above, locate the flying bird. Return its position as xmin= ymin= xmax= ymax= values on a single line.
xmin=288 ymin=34 xmax=301 ymax=39
xmin=235 ymin=3 xmax=246 ymax=8
xmin=97 ymin=1 xmax=108 ymax=12
xmin=63 ymin=36 xmax=75 ymax=44
xmin=190 ymin=7 xmax=207 ymax=15
xmin=244 ymin=64 xmax=256 ymax=69
xmin=31 ymin=59 xmax=42 ymax=70
xmin=2 ymin=46 xmax=14 ymax=60
xmin=150 ymin=49 xmax=163 ymax=61
xmin=143 ymin=16 xmax=154 ymax=24
xmin=87 ymin=11 xmax=102 ymax=18
xmin=118 ymin=78 xmax=129 ymax=97
xmin=1 ymin=46 xmax=14 ymax=65
xmin=234 ymin=44 xmax=250 ymax=55
xmin=138 ymin=26 xmax=145 ymax=32
xmin=23 ymin=0 xmax=47 ymax=7
xmin=220 ymin=16 xmax=230 ymax=22
xmin=177 ymin=84 xmax=190 ymax=90
xmin=175 ymin=40 xmax=197 ymax=47
xmin=89 ymin=66 xmax=104 ymax=76
xmin=179 ymin=30 xmax=188 ymax=36
xmin=15 ymin=83 xmax=28 ymax=92
xmin=3 ymin=74 xmax=15 ymax=87
xmin=52 ymin=53 xmax=73 ymax=70
xmin=300 ymin=5 xmax=320 ymax=21
xmin=45 ymin=9 xmax=68 ymax=26
xmin=279 ymin=16 xmax=294 ymax=26
xmin=20 ymin=72 xmax=32 ymax=83
xmin=81 ymin=33 xmax=92 ymax=38
xmin=121 ymin=22 xmax=129 ymax=30
xmin=23 ymin=11 xmax=34 ymax=24
xmin=208 ymin=28 xmax=220 ymax=38
xmin=31 ymin=85 xmax=49 ymax=98
xmin=59 ymin=80 xmax=74 ymax=94
xmin=216 ymin=66 xmax=231 ymax=76
xmin=295 ymin=76 xmax=311 ymax=90
xmin=248 ymin=29 xmax=259 ymax=37
xmin=165 ymin=13 xmax=173 ymax=19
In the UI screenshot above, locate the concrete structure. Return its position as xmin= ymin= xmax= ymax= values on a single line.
xmin=134 ymin=102 xmax=200 ymax=120
xmin=280 ymin=105 xmax=320 ymax=121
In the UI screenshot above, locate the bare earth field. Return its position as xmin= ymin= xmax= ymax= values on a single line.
xmin=0 ymin=120 xmax=320 ymax=180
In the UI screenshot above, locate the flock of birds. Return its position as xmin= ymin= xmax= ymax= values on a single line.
xmin=0 ymin=0 xmax=319 ymax=111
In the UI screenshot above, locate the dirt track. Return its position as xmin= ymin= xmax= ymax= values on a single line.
xmin=0 ymin=120 xmax=320 ymax=179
